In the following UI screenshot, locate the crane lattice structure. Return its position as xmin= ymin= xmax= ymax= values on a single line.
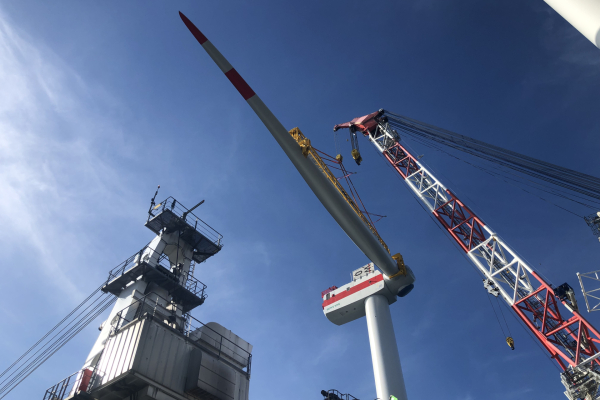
xmin=578 ymin=270 xmax=600 ymax=313
xmin=334 ymin=110 xmax=600 ymax=400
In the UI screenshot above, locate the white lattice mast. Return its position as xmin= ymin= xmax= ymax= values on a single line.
xmin=578 ymin=270 xmax=600 ymax=313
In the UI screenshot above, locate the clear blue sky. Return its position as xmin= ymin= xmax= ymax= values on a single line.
xmin=0 ymin=1 xmax=599 ymax=399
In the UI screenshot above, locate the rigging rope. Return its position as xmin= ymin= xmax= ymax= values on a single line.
xmin=315 ymin=148 xmax=381 ymax=233
xmin=383 ymin=110 xmax=600 ymax=204
xmin=400 ymin=130 xmax=596 ymax=213
xmin=0 ymin=285 xmax=115 ymax=399
xmin=0 ymin=282 xmax=104 ymax=381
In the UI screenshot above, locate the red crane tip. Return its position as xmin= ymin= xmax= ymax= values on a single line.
xmin=179 ymin=12 xmax=208 ymax=45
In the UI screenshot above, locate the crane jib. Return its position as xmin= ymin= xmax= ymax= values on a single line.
xmin=334 ymin=110 xmax=600 ymax=397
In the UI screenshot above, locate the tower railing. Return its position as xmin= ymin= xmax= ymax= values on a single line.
xmin=185 ymin=314 xmax=252 ymax=377
xmin=111 ymin=292 xmax=180 ymax=332
xmin=43 ymin=366 xmax=100 ymax=400
xmin=104 ymin=245 xmax=207 ymax=300
xmin=321 ymin=389 xmax=360 ymax=400
xmin=110 ymin=292 xmax=251 ymax=377
xmin=148 ymin=196 xmax=223 ymax=246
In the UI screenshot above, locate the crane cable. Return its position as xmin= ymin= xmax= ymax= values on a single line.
xmin=0 ymin=283 xmax=104 ymax=381
xmin=383 ymin=110 xmax=600 ymax=205
xmin=398 ymin=132 xmax=594 ymax=216
xmin=0 ymin=284 xmax=115 ymax=399
xmin=316 ymin=148 xmax=382 ymax=232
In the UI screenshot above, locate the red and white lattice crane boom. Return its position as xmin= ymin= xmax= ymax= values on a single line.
xmin=334 ymin=110 xmax=600 ymax=400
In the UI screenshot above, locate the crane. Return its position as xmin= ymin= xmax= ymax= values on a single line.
xmin=179 ymin=12 xmax=415 ymax=400
xmin=334 ymin=109 xmax=600 ymax=400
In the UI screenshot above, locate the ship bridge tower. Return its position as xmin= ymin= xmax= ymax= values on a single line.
xmin=44 ymin=195 xmax=253 ymax=400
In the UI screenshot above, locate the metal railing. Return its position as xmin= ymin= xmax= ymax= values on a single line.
xmin=321 ymin=389 xmax=360 ymax=400
xmin=112 ymin=292 xmax=178 ymax=332
xmin=110 ymin=293 xmax=251 ymax=377
xmin=43 ymin=366 xmax=99 ymax=400
xmin=148 ymin=196 xmax=223 ymax=247
xmin=105 ymin=245 xmax=207 ymax=300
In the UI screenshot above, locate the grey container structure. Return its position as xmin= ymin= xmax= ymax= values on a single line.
xmin=88 ymin=313 xmax=251 ymax=400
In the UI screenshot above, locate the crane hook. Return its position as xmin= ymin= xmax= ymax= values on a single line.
xmin=349 ymin=127 xmax=362 ymax=165
xmin=506 ymin=336 xmax=515 ymax=350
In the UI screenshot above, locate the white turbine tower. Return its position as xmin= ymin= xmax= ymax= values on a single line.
xmin=322 ymin=263 xmax=414 ymax=400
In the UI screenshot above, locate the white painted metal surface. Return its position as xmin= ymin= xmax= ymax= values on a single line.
xmin=92 ymin=316 xmax=251 ymax=400
xmin=545 ymin=0 xmax=600 ymax=48
xmin=246 ymin=93 xmax=405 ymax=279
xmin=578 ymin=270 xmax=600 ymax=312
xmin=84 ymin=230 xmax=184 ymax=368
xmin=84 ymin=281 xmax=147 ymax=368
xmin=371 ymin=122 xmax=567 ymax=311
xmin=365 ymin=295 xmax=408 ymax=400
xmin=323 ymin=265 xmax=411 ymax=398
xmin=323 ymin=264 xmax=414 ymax=325
xmin=324 ymin=270 xmax=389 ymax=326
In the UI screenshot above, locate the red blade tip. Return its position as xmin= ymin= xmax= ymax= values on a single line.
xmin=179 ymin=12 xmax=208 ymax=45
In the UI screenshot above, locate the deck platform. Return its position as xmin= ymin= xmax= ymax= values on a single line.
xmin=102 ymin=261 xmax=206 ymax=312
xmin=145 ymin=207 xmax=222 ymax=263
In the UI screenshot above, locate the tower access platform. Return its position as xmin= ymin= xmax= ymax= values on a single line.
xmin=43 ymin=196 xmax=253 ymax=400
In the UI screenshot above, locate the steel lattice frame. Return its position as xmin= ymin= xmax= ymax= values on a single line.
xmin=578 ymin=270 xmax=600 ymax=313
xmin=346 ymin=116 xmax=600 ymax=376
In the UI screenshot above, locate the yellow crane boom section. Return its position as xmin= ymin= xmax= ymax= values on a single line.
xmin=289 ymin=127 xmax=391 ymax=255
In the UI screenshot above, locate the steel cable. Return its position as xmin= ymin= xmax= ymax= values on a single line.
xmin=0 ymin=296 xmax=115 ymax=399
xmin=0 ymin=290 xmax=115 ymax=398
xmin=384 ymin=111 xmax=600 ymax=203
xmin=400 ymin=130 xmax=599 ymax=210
xmin=0 ymin=291 xmax=109 ymax=394
xmin=0 ymin=283 xmax=104 ymax=381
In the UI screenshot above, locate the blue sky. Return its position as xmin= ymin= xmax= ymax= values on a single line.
xmin=0 ymin=1 xmax=599 ymax=399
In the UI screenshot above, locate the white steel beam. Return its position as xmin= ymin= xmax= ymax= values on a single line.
xmin=365 ymin=295 xmax=408 ymax=400
xmin=578 ymin=270 xmax=600 ymax=312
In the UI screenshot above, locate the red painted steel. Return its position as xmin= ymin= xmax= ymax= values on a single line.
xmin=383 ymin=142 xmax=486 ymax=252
xmin=512 ymin=272 xmax=600 ymax=369
xmin=433 ymin=190 xmax=486 ymax=253
xmin=78 ymin=368 xmax=93 ymax=391
xmin=322 ymin=274 xmax=384 ymax=309
xmin=334 ymin=110 xmax=600 ymax=372
xmin=386 ymin=134 xmax=600 ymax=371
xmin=385 ymin=134 xmax=600 ymax=371
xmin=383 ymin=143 xmax=420 ymax=179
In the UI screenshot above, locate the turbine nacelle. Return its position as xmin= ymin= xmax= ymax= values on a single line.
xmin=322 ymin=263 xmax=415 ymax=326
